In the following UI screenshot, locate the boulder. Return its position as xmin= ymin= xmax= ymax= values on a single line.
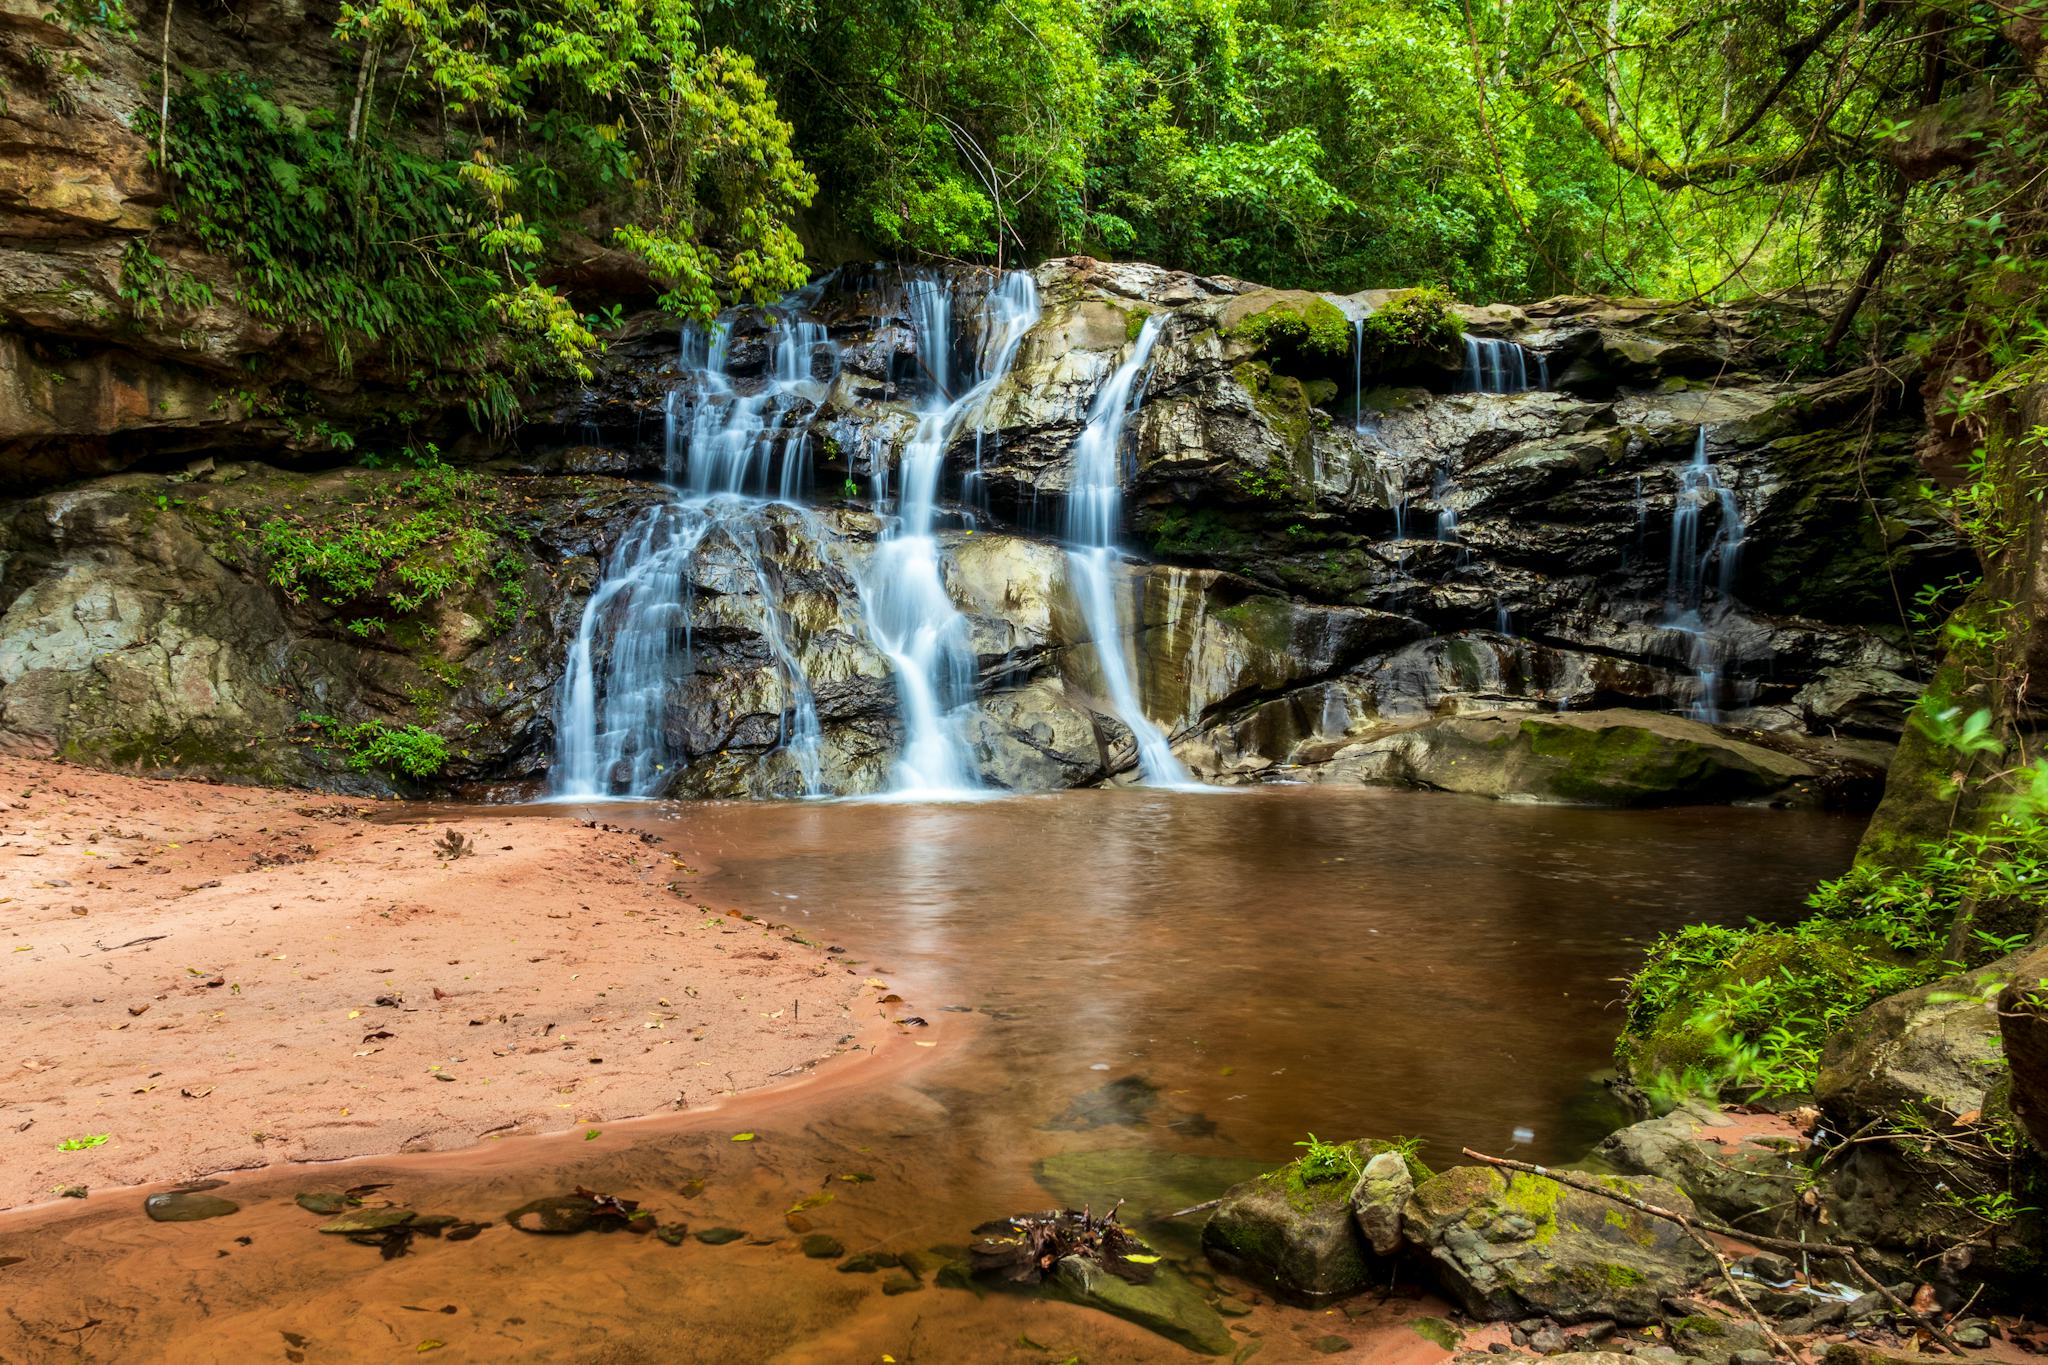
xmin=1349 ymin=1150 xmax=1414 ymax=1255
xmin=1818 ymin=958 xmax=2014 ymax=1130
xmin=1050 ymin=1254 xmax=1235 ymax=1356
xmin=1322 ymin=710 xmax=1818 ymax=806
xmin=1202 ymin=1140 xmax=1423 ymax=1301
xmin=1400 ymin=1165 xmax=1715 ymax=1324
xmin=1593 ymin=1103 xmax=1813 ymax=1238
xmin=1202 ymin=1163 xmax=1371 ymax=1302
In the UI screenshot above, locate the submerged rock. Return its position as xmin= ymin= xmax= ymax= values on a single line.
xmin=143 ymin=1190 xmax=240 ymax=1222
xmin=1050 ymin=1254 xmax=1235 ymax=1356
xmin=1046 ymin=1074 xmax=1159 ymax=1130
xmin=1399 ymin=1166 xmax=1714 ymax=1324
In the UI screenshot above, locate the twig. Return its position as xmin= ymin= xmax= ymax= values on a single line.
xmin=1460 ymin=1148 xmax=1963 ymax=1357
xmin=1149 ymin=1198 xmax=1220 ymax=1222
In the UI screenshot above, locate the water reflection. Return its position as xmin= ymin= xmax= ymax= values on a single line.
xmin=0 ymin=786 xmax=1860 ymax=1362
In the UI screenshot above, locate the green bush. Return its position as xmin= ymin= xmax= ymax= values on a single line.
xmin=1619 ymin=816 xmax=2047 ymax=1105
xmin=258 ymin=463 xmax=527 ymax=634
xmin=1230 ymin=296 xmax=1353 ymax=359
xmin=1356 ymin=288 xmax=1464 ymax=369
xmin=304 ymin=715 xmax=449 ymax=780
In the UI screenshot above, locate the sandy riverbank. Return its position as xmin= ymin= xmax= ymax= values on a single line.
xmin=0 ymin=757 xmax=874 ymax=1209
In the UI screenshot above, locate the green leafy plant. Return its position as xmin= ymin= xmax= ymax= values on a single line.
xmin=1291 ymin=1133 xmax=1363 ymax=1185
xmin=303 ymin=715 xmax=449 ymax=780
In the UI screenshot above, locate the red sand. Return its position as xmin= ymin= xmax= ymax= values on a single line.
xmin=0 ymin=757 xmax=876 ymax=1210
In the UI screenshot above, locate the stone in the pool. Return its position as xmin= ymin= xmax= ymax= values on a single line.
xmin=800 ymin=1233 xmax=844 ymax=1258
xmin=1202 ymin=1148 xmax=1379 ymax=1301
xmin=1046 ymin=1074 xmax=1158 ymax=1130
xmin=1311 ymin=1336 xmax=1351 ymax=1354
xmin=505 ymin=1197 xmax=601 ymax=1235
xmin=295 ymin=1192 xmax=350 ymax=1215
xmin=839 ymin=1251 xmax=900 ymax=1273
xmin=317 ymin=1207 xmax=417 ymax=1234
xmin=1052 ymin=1254 xmax=1235 ymax=1356
xmin=696 ymin=1226 xmax=745 ymax=1245
xmin=144 ymin=1191 xmax=241 ymax=1222
xmin=880 ymin=1270 xmax=923 ymax=1295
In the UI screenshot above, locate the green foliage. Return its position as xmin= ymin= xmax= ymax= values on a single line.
xmin=1290 ymin=1132 xmax=1363 ymax=1186
xmin=138 ymin=0 xmax=813 ymax=422
xmin=1356 ymin=289 xmax=1463 ymax=368
xmin=303 ymin=714 xmax=450 ymax=779
xmin=1622 ymin=730 xmax=2048 ymax=1105
xmin=117 ymin=240 xmax=215 ymax=323
xmin=1230 ymin=296 xmax=1351 ymax=358
xmin=257 ymin=463 xmax=527 ymax=634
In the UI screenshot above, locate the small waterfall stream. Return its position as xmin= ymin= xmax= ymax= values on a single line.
xmin=1662 ymin=425 xmax=1747 ymax=722
xmin=863 ymin=271 xmax=1040 ymax=796
xmin=1463 ymin=335 xmax=1539 ymax=393
xmin=1063 ymin=315 xmax=1191 ymax=787
xmin=551 ymin=316 xmax=837 ymax=798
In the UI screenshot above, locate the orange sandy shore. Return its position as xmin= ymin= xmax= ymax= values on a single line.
xmin=0 ymin=756 xmax=872 ymax=1211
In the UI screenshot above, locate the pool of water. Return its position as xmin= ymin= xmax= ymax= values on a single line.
xmin=0 ymin=786 xmax=1861 ymax=1363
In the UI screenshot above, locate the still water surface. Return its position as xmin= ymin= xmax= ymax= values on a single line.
xmin=0 ymin=787 xmax=1859 ymax=1363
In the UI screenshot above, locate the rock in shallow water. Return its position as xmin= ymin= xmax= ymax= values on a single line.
xmin=144 ymin=1191 xmax=240 ymax=1222
xmin=1201 ymin=1140 xmax=1420 ymax=1301
xmin=1349 ymin=1150 xmax=1414 ymax=1256
xmin=1399 ymin=1166 xmax=1714 ymax=1324
xmin=1049 ymin=1254 xmax=1234 ymax=1356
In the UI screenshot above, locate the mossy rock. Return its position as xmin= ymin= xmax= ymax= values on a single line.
xmin=1398 ymin=1167 xmax=1713 ymax=1324
xmin=1200 ymin=1139 xmax=1424 ymax=1302
xmin=1222 ymin=291 xmax=1353 ymax=362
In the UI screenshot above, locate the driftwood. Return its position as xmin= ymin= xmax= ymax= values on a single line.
xmin=968 ymin=1201 xmax=1155 ymax=1284
xmin=1460 ymin=1148 xmax=1966 ymax=1358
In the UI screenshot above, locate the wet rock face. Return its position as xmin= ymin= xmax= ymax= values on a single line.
xmin=0 ymin=464 xmax=665 ymax=795
xmin=0 ymin=254 xmax=1961 ymax=800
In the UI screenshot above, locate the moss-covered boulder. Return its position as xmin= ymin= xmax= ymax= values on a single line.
xmin=1201 ymin=1139 xmax=1427 ymax=1301
xmin=1399 ymin=1165 xmax=1714 ymax=1324
xmin=1330 ymin=709 xmax=1818 ymax=807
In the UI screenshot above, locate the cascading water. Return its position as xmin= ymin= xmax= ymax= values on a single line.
xmin=1661 ymin=425 xmax=1747 ymax=722
xmin=1062 ymin=316 xmax=1193 ymax=787
xmin=1462 ymin=336 xmax=1539 ymax=394
xmin=551 ymin=315 xmax=836 ymax=799
xmin=861 ymin=271 xmax=1042 ymax=796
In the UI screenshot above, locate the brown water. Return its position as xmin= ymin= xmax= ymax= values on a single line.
xmin=0 ymin=786 xmax=1859 ymax=1363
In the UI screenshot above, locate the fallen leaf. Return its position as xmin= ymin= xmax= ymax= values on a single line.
xmin=730 ymin=1132 xmax=757 ymax=1142
xmin=181 ymin=1086 xmax=214 ymax=1099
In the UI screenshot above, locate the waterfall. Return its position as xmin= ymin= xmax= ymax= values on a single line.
xmin=861 ymin=270 xmax=1042 ymax=796
xmin=1352 ymin=315 xmax=1365 ymax=432
xmin=1063 ymin=316 xmax=1192 ymax=787
xmin=1462 ymin=335 xmax=1538 ymax=394
xmin=550 ymin=313 xmax=836 ymax=799
xmin=1662 ymin=425 xmax=1747 ymax=723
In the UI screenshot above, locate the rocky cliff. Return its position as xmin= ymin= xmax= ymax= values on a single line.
xmin=0 ymin=256 xmax=1962 ymax=802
